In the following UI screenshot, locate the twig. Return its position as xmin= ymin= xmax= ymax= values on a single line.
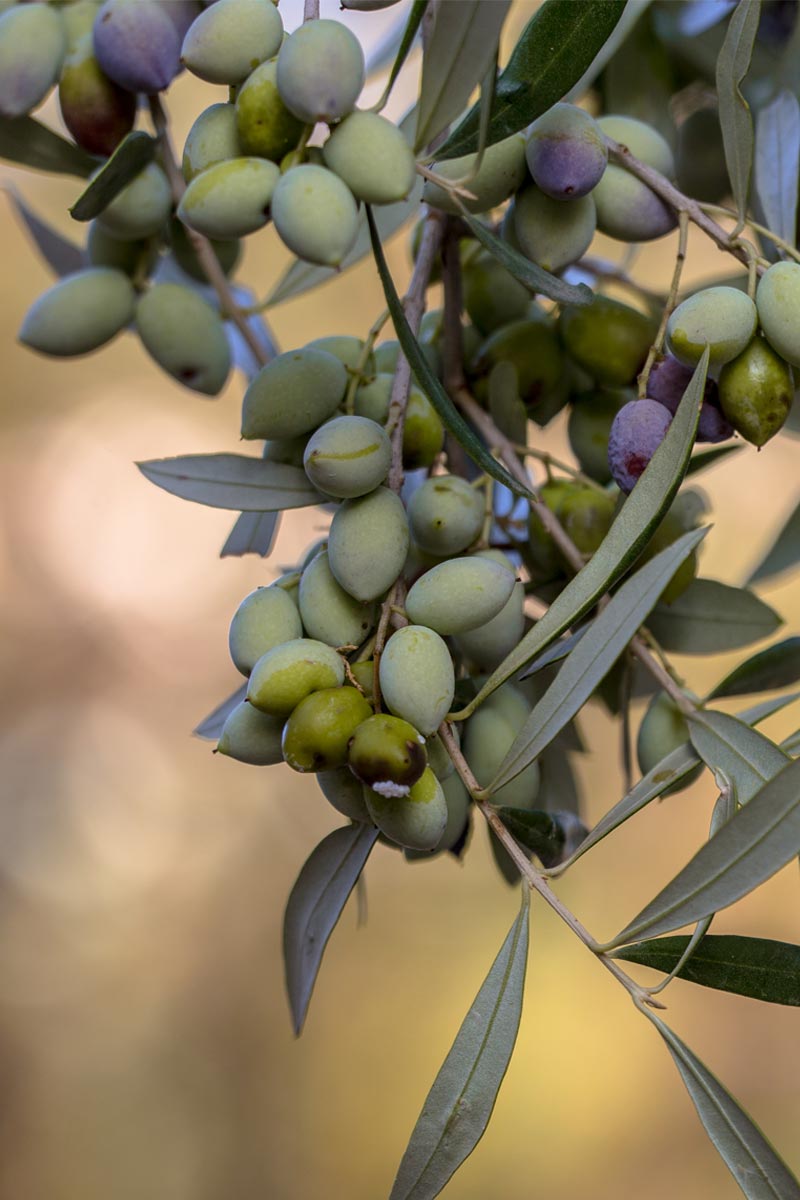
xmin=415 ymin=162 xmax=478 ymax=201
xmin=700 ymin=202 xmax=800 ymax=265
xmin=511 ymin=443 xmax=609 ymax=495
xmin=303 ymin=0 xmax=319 ymax=21
xmin=638 ymin=210 xmax=689 ymax=397
xmin=606 ymin=136 xmax=767 ymax=276
xmin=437 ymin=723 xmax=665 ymax=1010
xmin=149 ymin=96 xmax=271 ymax=369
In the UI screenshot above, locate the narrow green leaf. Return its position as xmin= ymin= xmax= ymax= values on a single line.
xmin=781 ymin=729 xmax=800 ymax=756
xmin=605 ymin=755 xmax=800 ymax=949
xmin=616 ymin=934 xmax=800 ymax=1006
xmin=534 ymin=738 xmax=583 ymax=816
xmin=454 ymin=351 xmax=709 ymax=720
xmin=716 ymin=0 xmax=761 ymax=226
xmin=494 ymin=808 xmax=565 ymax=868
xmin=645 ymin=1010 xmax=800 ymax=1199
xmin=70 ymin=131 xmax=157 ymax=221
xmin=755 ymin=89 xmax=800 ymax=251
xmin=0 ymin=114 xmax=97 ymax=177
xmin=520 ymin=626 xmax=588 ymax=680
xmin=367 ymin=207 xmax=532 ymax=501
xmin=747 ymin=497 xmax=800 ymax=585
xmin=565 ymin=0 xmax=654 ymax=102
xmin=549 ymin=692 xmax=799 ymax=876
xmin=688 ymin=710 xmax=789 ymax=804
xmin=2 ymin=184 xmax=84 ymax=277
xmin=647 ymin=578 xmax=782 ymax=655
xmin=193 ymin=684 xmax=247 ymax=740
xmin=458 ymin=208 xmax=593 ymax=306
xmin=389 ymin=890 xmax=529 ymax=1200
xmin=415 ymin=0 xmax=510 ymax=153
xmin=284 ymin=823 xmax=378 ymax=1035
xmin=708 ymin=637 xmax=800 ymax=699
xmin=489 ymin=528 xmax=708 ymax=793
xmin=686 ymin=442 xmax=743 ymax=476
xmin=137 ymin=454 xmax=324 ymax=512
xmin=267 ymin=109 xmax=421 ymax=307
xmin=438 ymin=0 xmax=627 ymax=159
xmin=220 ymin=510 xmax=280 ymax=558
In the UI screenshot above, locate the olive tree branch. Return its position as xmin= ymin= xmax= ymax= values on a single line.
xmin=303 ymin=0 xmax=319 ymax=22
xmin=148 ymin=96 xmax=271 ymax=369
xmin=437 ymin=722 xmax=666 ymax=1010
xmin=606 ymin=136 xmax=767 ymax=275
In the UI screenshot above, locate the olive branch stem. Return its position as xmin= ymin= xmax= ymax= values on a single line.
xmin=148 ymin=96 xmax=271 ymax=369
xmin=437 ymin=722 xmax=666 ymax=1011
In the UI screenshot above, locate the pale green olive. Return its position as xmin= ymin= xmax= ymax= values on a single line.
xmin=276 ymin=18 xmax=364 ymax=124
xmin=405 ymin=556 xmax=516 ymax=635
xmin=180 ymin=0 xmax=283 ymax=85
xmin=241 ymin=347 xmax=347 ymax=440
xmin=378 ymin=625 xmax=455 ymax=735
xmin=271 ymin=164 xmax=359 ymax=267
xmin=182 ymin=102 xmax=242 ymax=183
xmin=178 ymin=157 xmax=280 ymax=239
xmin=216 ymin=700 xmax=285 ymax=765
xmin=298 ymin=550 xmax=376 ymax=648
xmin=364 ymin=767 xmax=447 ymax=850
xmin=18 ymin=267 xmax=135 ymax=357
xmin=229 ymin=584 xmax=303 ymax=676
xmin=317 ymin=767 xmax=372 ymax=822
xmin=327 ymin=487 xmax=410 ymax=602
xmin=423 ymin=133 xmax=527 ymax=214
xmin=666 ymin=286 xmax=757 ymax=369
xmin=756 ymin=261 xmax=800 ymax=368
xmin=96 ymin=161 xmax=172 ymax=241
xmin=135 ymin=283 xmax=231 ymax=396
xmin=303 ymin=415 xmax=391 ymax=499
xmin=323 ymin=110 xmax=415 ymax=204
xmin=407 ymin=474 xmax=484 ymax=557
xmin=247 ymin=637 xmax=345 ymax=717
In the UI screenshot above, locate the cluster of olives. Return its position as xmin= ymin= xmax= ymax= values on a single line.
xmin=12 ymin=0 xmax=418 ymax=393
xmin=609 ymin=266 xmax=799 ymax=493
xmin=424 ymin=107 xmax=678 ymax=274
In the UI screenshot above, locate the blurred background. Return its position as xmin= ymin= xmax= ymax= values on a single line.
xmin=0 ymin=2 xmax=798 ymax=1197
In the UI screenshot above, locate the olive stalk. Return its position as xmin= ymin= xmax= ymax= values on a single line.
xmin=148 ymin=96 xmax=271 ymax=368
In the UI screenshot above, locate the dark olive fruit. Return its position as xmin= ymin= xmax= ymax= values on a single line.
xmin=93 ymin=0 xmax=182 ymax=94
xmin=638 ymin=504 xmax=699 ymax=604
xmin=348 ymin=714 xmax=427 ymax=796
xmin=525 ymin=102 xmax=607 ymax=200
xmin=472 ymin=318 xmax=564 ymax=411
xmin=58 ymin=26 xmax=135 ymax=155
xmin=282 ymin=686 xmax=372 ymax=773
xmin=559 ymin=297 xmax=657 ymax=387
xmin=647 ymin=354 xmax=733 ymax=443
xmin=718 ymin=336 xmax=793 ymax=446
xmin=567 ymin=389 xmax=629 ymax=484
xmin=607 ymin=399 xmax=672 ymax=494
xmin=462 ymin=248 xmax=530 ymax=337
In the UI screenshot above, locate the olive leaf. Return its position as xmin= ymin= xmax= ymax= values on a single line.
xmin=1 ymin=184 xmax=84 ymax=278
xmin=414 ymin=0 xmax=510 ymax=153
xmin=644 ymin=1009 xmax=800 ymax=1200
xmin=70 ymin=131 xmax=158 ymax=222
xmin=708 ymin=637 xmax=800 ymax=699
xmin=493 ymin=808 xmax=565 ymax=868
xmin=438 ymin=0 xmax=627 ymax=159
xmin=488 ymin=527 xmax=708 ymax=793
xmin=367 ymin=207 xmax=533 ymax=502
xmin=615 ymin=934 xmax=800 ymax=1006
xmin=716 ymin=0 xmax=761 ymax=227
xmin=487 ymin=361 xmax=527 ymax=445
xmin=746 ymin=497 xmax=800 ymax=585
xmin=284 ymin=822 xmax=379 ymax=1035
xmin=457 ymin=208 xmax=594 ymax=306
xmin=454 ymin=350 xmax=709 ymax=721
xmin=646 ymin=578 xmax=782 ymax=655
xmin=389 ymin=889 xmax=529 ymax=1200
xmin=137 ymin=454 xmax=324 ymax=512
xmin=603 ymin=754 xmax=800 ymax=950
xmin=193 ymin=684 xmax=247 ymax=740
xmin=366 ymin=0 xmax=425 ymax=84
xmin=220 ymin=510 xmax=281 ymax=558
xmin=755 ymin=89 xmax=800 ymax=252
xmin=688 ymin=710 xmax=789 ymax=804
xmin=0 ymin=114 xmax=97 ymax=177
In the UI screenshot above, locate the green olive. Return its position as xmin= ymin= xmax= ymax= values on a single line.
xmin=282 ymin=685 xmax=372 ymax=772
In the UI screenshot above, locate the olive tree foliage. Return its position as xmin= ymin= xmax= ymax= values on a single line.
xmin=3 ymin=0 xmax=800 ymax=1195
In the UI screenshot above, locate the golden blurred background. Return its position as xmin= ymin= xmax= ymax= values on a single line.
xmin=0 ymin=2 xmax=798 ymax=1197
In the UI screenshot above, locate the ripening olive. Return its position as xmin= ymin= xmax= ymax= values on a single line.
xmin=403 ymin=390 xmax=445 ymax=469
xmin=235 ymin=59 xmax=304 ymax=163
xmin=178 ymin=156 xmax=280 ymax=239
xmin=348 ymin=713 xmax=427 ymax=796
xmin=282 ymin=685 xmax=372 ymax=773
xmin=58 ymin=28 xmax=135 ymax=155
xmin=247 ymin=637 xmax=345 ymax=717
xmin=666 ymin=286 xmax=757 ymax=368
xmin=525 ymin=102 xmax=608 ymax=200
xmin=559 ymin=297 xmax=656 ymax=387
xmin=93 ymin=0 xmax=181 ymax=94
xmin=607 ymin=399 xmax=672 ymax=494
xmin=364 ymin=767 xmax=448 ymax=850
xmin=647 ymin=355 xmax=733 ymax=444
xmin=718 ymin=336 xmax=793 ymax=446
